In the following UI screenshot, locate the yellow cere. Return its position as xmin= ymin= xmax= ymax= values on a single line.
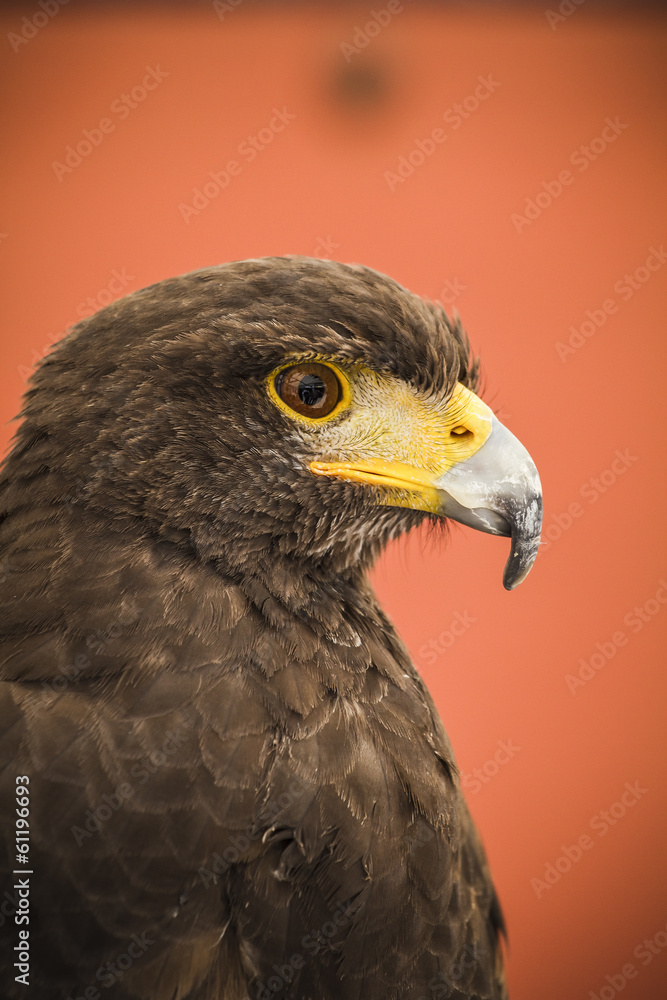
xmin=266 ymin=357 xmax=494 ymax=513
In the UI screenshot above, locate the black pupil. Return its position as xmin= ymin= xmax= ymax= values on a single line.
xmin=298 ymin=374 xmax=326 ymax=407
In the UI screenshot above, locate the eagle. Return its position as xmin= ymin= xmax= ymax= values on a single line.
xmin=0 ymin=257 xmax=541 ymax=1000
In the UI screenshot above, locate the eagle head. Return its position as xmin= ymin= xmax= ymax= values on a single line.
xmin=14 ymin=256 xmax=541 ymax=593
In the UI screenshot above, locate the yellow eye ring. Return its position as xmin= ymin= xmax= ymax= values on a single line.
xmin=266 ymin=359 xmax=352 ymax=425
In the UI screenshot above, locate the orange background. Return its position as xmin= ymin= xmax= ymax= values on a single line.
xmin=1 ymin=3 xmax=666 ymax=997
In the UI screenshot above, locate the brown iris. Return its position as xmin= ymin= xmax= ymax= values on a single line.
xmin=275 ymin=363 xmax=341 ymax=418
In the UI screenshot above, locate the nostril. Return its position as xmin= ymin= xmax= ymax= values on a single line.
xmin=451 ymin=426 xmax=473 ymax=439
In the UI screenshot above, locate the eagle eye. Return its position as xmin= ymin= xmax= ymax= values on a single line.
xmin=275 ymin=363 xmax=341 ymax=419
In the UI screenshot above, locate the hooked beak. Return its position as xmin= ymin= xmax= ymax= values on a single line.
xmin=432 ymin=413 xmax=542 ymax=589
xmin=310 ymin=383 xmax=542 ymax=590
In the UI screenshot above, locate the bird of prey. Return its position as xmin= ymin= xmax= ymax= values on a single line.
xmin=0 ymin=257 xmax=541 ymax=1000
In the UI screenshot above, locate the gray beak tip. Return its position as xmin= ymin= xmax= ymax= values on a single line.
xmin=501 ymin=494 xmax=543 ymax=591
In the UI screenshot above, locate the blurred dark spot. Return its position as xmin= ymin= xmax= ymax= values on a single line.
xmin=330 ymin=59 xmax=392 ymax=110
